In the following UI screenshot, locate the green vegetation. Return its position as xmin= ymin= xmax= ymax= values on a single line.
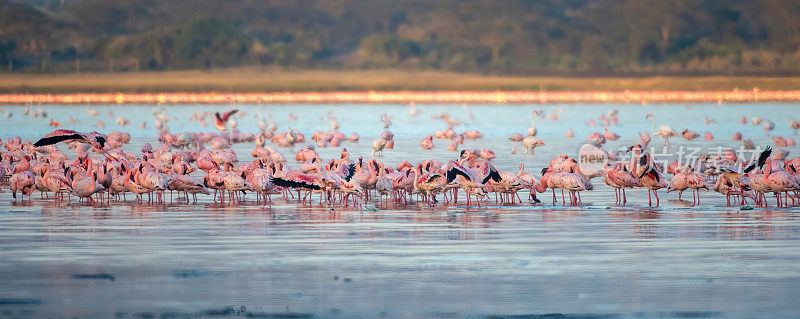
xmin=2 ymin=0 xmax=800 ymax=76
xmin=2 ymin=69 xmax=800 ymax=93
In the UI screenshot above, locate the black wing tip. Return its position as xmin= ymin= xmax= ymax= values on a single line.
xmin=482 ymin=169 xmax=501 ymax=184
xmin=96 ymin=136 xmax=106 ymax=148
xmin=273 ymin=177 xmax=321 ymax=190
xmin=344 ymin=163 xmax=356 ymax=182
xmin=33 ymin=133 xmax=83 ymax=147
xmin=446 ymin=167 xmax=470 ymax=184
xmin=639 ymin=154 xmax=648 ymax=166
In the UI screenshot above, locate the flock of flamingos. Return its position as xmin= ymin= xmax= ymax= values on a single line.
xmin=1 ymin=104 xmax=800 ymax=209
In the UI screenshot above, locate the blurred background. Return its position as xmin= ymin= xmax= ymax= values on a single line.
xmin=2 ymin=0 xmax=800 ymax=76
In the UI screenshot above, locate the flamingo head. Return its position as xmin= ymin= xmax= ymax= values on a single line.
xmin=645 ymin=113 xmax=654 ymax=118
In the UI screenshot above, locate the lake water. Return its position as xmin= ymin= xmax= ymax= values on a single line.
xmin=0 ymin=103 xmax=799 ymax=318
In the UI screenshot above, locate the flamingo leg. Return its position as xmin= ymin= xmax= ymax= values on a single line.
xmin=622 ymin=188 xmax=627 ymax=204
xmin=654 ymin=190 xmax=660 ymax=206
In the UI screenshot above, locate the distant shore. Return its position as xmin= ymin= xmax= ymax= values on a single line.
xmin=2 ymin=69 xmax=800 ymax=103
xmin=2 ymin=90 xmax=799 ymax=104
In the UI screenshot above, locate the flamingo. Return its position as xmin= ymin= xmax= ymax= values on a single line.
xmin=375 ymin=163 xmax=393 ymax=206
xmin=420 ymin=135 xmax=434 ymax=150
xmin=668 ymin=166 xmax=708 ymax=205
xmin=603 ymin=128 xmax=620 ymax=141
xmin=513 ymin=136 xmax=545 ymax=155
xmin=790 ymin=119 xmax=800 ymax=135
xmin=763 ymin=120 xmax=775 ymax=135
xmin=604 ymin=163 xmax=639 ymax=205
xmin=413 ymin=163 xmax=443 ymax=206
xmin=516 ymin=164 xmax=540 ymax=203
xmin=72 ymin=170 xmax=106 ymax=203
xmin=34 ymin=130 xmax=117 ymax=161
xmin=508 ymin=133 xmax=524 ymax=142
xmin=588 ymin=132 xmax=606 ymax=144
xmin=372 ymin=138 xmax=387 ymax=156
xmin=763 ymin=157 xmax=799 ymax=207
xmin=116 ymin=117 xmax=130 ymax=127
xmin=215 ymin=109 xmax=238 ymax=132
xmin=646 ymin=114 xmax=675 ymax=146
xmin=529 ymin=111 xmax=538 ymax=137
xmin=10 ymin=171 xmax=35 ymax=201
xmin=463 ymin=131 xmax=483 ymax=140
xmin=636 ymin=153 xmax=667 ymax=206
xmin=747 ymin=169 xmax=771 ymax=207
xmin=681 ymin=129 xmax=700 ymax=141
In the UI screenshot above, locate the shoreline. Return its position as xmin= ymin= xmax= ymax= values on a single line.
xmin=1 ymin=90 xmax=799 ymax=104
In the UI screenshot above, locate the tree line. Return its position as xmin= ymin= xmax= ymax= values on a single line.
xmin=2 ymin=0 xmax=800 ymax=75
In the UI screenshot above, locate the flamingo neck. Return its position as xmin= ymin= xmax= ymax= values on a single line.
xmin=650 ymin=116 xmax=657 ymax=134
xmin=764 ymin=161 xmax=772 ymax=179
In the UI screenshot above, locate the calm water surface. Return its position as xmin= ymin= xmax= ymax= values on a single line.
xmin=0 ymin=103 xmax=799 ymax=318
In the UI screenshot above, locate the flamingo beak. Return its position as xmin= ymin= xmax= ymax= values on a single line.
xmin=646 ymin=113 xmax=654 ymax=118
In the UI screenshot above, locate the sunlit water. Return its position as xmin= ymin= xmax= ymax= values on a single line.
xmin=1 ymin=103 xmax=799 ymax=318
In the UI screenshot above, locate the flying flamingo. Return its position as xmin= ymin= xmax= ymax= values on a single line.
xmin=215 ymin=110 xmax=239 ymax=132
xmin=34 ymin=130 xmax=117 ymax=161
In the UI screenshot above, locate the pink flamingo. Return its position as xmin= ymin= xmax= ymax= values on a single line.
xmin=636 ymin=153 xmax=667 ymax=206
xmin=681 ymin=129 xmax=700 ymax=141
xmin=420 ymin=135 xmax=434 ymax=150
xmin=603 ymin=128 xmax=620 ymax=141
xmin=605 ymin=163 xmax=640 ymax=205
xmin=763 ymin=158 xmax=799 ymax=207
xmin=10 ymin=171 xmax=35 ymax=201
